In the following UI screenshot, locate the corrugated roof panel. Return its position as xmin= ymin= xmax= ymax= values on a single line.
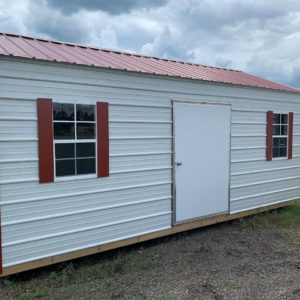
xmin=0 ymin=32 xmax=298 ymax=93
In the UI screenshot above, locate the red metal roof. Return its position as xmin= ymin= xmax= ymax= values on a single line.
xmin=0 ymin=32 xmax=299 ymax=93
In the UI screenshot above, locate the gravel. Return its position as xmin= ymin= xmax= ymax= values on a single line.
xmin=1 ymin=222 xmax=299 ymax=299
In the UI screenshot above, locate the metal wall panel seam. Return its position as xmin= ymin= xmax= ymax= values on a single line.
xmin=0 ymin=159 xmax=38 ymax=164
xmin=4 ymin=207 xmax=171 ymax=242
xmin=231 ymin=186 xmax=300 ymax=202
xmin=231 ymin=175 xmax=300 ymax=189
xmin=0 ymin=118 xmax=171 ymax=124
xmin=231 ymin=108 xmax=278 ymax=113
xmin=0 ymin=95 xmax=172 ymax=109
xmin=0 ymin=138 xmax=37 ymax=142
xmin=230 ymin=197 xmax=300 ymax=214
xmin=109 ymin=136 xmax=172 ymax=140
xmin=231 ymin=121 xmax=267 ymax=125
xmin=2 ymin=224 xmax=173 ymax=268
xmin=109 ymin=103 xmax=172 ymax=109
xmin=232 ymin=194 xmax=300 ymax=208
xmin=231 ymin=165 xmax=300 ymax=176
xmin=0 ymin=181 xmax=172 ymax=205
xmin=232 ymin=146 xmax=266 ymax=150
xmin=231 ymin=134 xmax=266 ymax=137
xmin=0 ymin=90 xmax=172 ymax=109
xmin=0 ymin=167 xmax=172 ymax=185
xmin=0 ymin=117 xmax=37 ymax=121
xmin=2 ymin=196 xmax=172 ymax=226
xmin=4 ymin=220 xmax=172 ymax=262
xmin=110 ymin=151 xmax=172 ymax=157
xmin=1 ymin=170 xmax=171 ymax=192
xmin=0 ymin=96 xmax=36 ymax=101
xmin=110 ymin=120 xmax=172 ymax=124
xmin=2 ymin=86 xmax=300 ymax=112
xmin=2 ymin=186 xmax=170 ymax=208
xmin=0 ymin=178 xmax=37 ymax=185
xmin=3 ymin=211 xmax=172 ymax=247
xmin=110 ymin=167 xmax=172 ymax=174
xmin=0 ymin=153 xmax=172 ymax=163
xmin=231 ymin=158 xmax=266 ymax=163
xmin=3 ymin=221 xmax=172 ymax=265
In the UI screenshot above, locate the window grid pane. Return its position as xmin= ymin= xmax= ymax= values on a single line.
xmin=272 ymin=136 xmax=288 ymax=158
xmin=77 ymin=158 xmax=96 ymax=175
xmin=53 ymin=103 xmax=74 ymax=121
xmin=55 ymin=143 xmax=75 ymax=159
xmin=272 ymin=113 xmax=288 ymax=158
xmin=77 ymin=123 xmax=95 ymax=139
xmin=53 ymin=103 xmax=96 ymax=178
xmin=54 ymin=123 xmax=75 ymax=139
xmin=273 ymin=114 xmax=280 ymax=125
xmin=77 ymin=104 xmax=95 ymax=121
xmin=56 ymin=159 xmax=76 ymax=177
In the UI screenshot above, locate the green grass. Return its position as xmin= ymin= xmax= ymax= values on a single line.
xmin=0 ymin=247 xmax=163 ymax=299
xmin=235 ymin=204 xmax=300 ymax=228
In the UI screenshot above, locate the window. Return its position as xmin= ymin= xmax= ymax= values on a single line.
xmin=272 ymin=113 xmax=288 ymax=158
xmin=53 ymin=103 xmax=96 ymax=177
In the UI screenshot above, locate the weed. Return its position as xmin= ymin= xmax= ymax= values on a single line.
xmin=235 ymin=204 xmax=300 ymax=228
xmin=31 ymin=289 xmax=46 ymax=299
xmin=98 ymin=286 xmax=111 ymax=300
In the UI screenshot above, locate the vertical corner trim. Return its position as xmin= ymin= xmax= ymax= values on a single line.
xmin=288 ymin=112 xmax=294 ymax=159
xmin=266 ymin=111 xmax=273 ymax=161
xmin=97 ymin=102 xmax=109 ymax=177
xmin=37 ymin=98 xmax=54 ymax=183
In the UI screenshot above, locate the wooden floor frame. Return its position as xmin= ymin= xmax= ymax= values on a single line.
xmin=1 ymin=199 xmax=299 ymax=276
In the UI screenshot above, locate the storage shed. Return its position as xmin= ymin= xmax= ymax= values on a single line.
xmin=0 ymin=32 xmax=300 ymax=276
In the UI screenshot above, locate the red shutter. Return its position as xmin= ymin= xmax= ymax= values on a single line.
xmin=288 ymin=112 xmax=294 ymax=159
xmin=266 ymin=111 xmax=273 ymax=161
xmin=97 ymin=102 xmax=109 ymax=177
xmin=37 ymin=98 xmax=54 ymax=183
xmin=0 ymin=210 xmax=2 ymax=275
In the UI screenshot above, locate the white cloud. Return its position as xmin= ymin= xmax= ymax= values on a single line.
xmin=1 ymin=0 xmax=300 ymax=88
xmin=89 ymin=25 xmax=119 ymax=49
xmin=141 ymin=26 xmax=194 ymax=60
xmin=0 ymin=0 xmax=30 ymax=34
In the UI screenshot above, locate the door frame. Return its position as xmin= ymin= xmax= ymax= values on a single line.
xmin=171 ymin=100 xmax=232 ymax=225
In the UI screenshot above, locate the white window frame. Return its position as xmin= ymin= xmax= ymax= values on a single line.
xmin=272 ymin=112 xmax=289 ymax=160
xmin=53 ymin=102 xmax=97 ymax=181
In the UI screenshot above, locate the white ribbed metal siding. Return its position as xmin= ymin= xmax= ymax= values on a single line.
xmin=0 ymin=57 xmax=300 ymax=268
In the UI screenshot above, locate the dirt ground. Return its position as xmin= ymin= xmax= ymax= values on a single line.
xmin=0 ymin=208 xmax=299 ymax=299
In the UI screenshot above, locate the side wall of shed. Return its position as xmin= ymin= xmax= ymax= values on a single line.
xmin=0 ymin=58 xmax=300 ymax=269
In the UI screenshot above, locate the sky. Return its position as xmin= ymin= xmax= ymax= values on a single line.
xmin=1 ymin=0 xmax=300 ymax=88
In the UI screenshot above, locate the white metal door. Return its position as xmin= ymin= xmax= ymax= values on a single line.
xmin=174 ymin=102 xmax=230 ymax=223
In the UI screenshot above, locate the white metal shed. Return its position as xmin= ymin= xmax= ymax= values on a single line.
xmin=0 ymin=32 xmax=299 ymax=276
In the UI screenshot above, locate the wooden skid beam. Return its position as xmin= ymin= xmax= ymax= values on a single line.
xmin=1 ymin=199 xmax=299 ymax=277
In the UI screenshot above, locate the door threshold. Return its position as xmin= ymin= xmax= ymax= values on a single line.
xmin=173 ymin=211 xmax=229 ymax=226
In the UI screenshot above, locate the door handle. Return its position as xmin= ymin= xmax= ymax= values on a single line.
xmin=175 ymin=161 xmax=183 ymax=166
